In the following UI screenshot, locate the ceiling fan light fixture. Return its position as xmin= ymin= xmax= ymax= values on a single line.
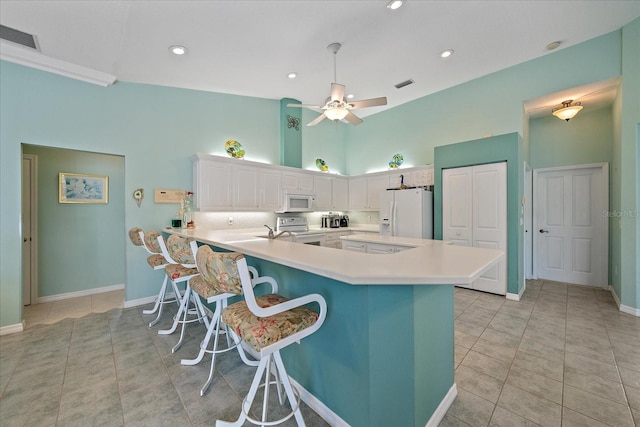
xmin=386 ymin=0 xmax=404 ymax=10
xmin=169 ymin=45 xmax=187 ymax=55
xmin=325 ymin=107 xmax=349 ymax=121
xmin=552 ymin=100 xmax=582 ymax=121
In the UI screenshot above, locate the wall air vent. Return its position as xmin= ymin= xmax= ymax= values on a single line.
xmin=395 ymin=79 xmax=414 ymax=89
xmin=0 ymin=25 xmax=39 ymax=50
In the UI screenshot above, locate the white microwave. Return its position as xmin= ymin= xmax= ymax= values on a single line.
xmin=277 ymin=191 xmax=315 ymax=213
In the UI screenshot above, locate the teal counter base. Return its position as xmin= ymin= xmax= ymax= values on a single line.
xmin=246 ymin=256 xmax=455 ymax=427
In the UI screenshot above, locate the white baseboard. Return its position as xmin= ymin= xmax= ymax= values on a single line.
xmin=0 ymin=320 xmax=25 ymax=336
xmin=36 ymin=283 xmax=124 ymax=304
xmin=289 ymin=377 xmax=349 ymax=427
xmin=288 ymin=377 xmax=458 ymax=427
xmin=123 ymin=292 xmax=180 ymax=309
xmin=425 ymin=383 xmax=458 ymax=427
xmin=608 ymin=286 xmax=639 ymax=317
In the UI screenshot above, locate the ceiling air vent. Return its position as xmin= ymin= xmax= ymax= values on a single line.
xmin=395 ymin=79 xmax=414 ymax=89
xmin=0 ymin=25 xmax=38 ymax=50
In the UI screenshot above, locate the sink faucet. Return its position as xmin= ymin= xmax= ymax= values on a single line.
xmin=264 ymin=225 xmax=292 ymax=240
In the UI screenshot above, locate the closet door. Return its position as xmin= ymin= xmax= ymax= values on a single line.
xmin=442 ymin=162 xmax=507 ymax=295
xmin=442 ymin=167 xmax=473 ymax=289
xmin=472 ymin=162 xmax=507 ymax=295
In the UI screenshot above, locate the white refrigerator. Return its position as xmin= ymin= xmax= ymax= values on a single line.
xmin=379 ymin=188 xmax=433 ymax=239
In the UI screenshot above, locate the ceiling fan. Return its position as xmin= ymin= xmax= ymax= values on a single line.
xmin=288 ymin=42 xmax=387 ymax=126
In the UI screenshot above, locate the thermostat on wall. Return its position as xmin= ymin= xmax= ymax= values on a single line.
xmin=154 ymin=189 xmax=185 ymax=204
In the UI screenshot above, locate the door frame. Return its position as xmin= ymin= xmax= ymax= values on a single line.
xmin=22 ymin=153 xmax=39 ymax=305
xmin=532 ymin=162 xmax=609 ymax=287
xmin=524 ymin=161 xmax=533 ymax=281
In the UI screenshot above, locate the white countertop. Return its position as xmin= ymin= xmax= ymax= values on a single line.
xmin=166 ymin=227 xmax=503 ymax=286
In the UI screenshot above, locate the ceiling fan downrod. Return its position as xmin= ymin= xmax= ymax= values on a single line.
xmin=327 ymin=42 xmax=341 ymax=83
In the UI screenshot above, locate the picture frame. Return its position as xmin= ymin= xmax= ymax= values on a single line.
xmin=59 ymin=172 xmax=109 ymax=204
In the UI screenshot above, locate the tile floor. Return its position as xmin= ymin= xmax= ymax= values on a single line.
xmin=1 ymin=281 xmax=639 ymax=426
xmin=443 ymin=280 xmax=640 ymax=427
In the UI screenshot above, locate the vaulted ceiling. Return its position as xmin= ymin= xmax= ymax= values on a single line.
xmin=1 ymin=1 xmax=638 ymax=117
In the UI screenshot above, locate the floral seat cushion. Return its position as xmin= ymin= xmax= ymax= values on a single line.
xmin=166 ymin=234 xmax=195 ymax=264
xmin=147 ymin=254 xmax=167 ymax=268
xmin=189 ymin=275 xmax=224 ymax=300
xmin=165 ymin=264 xmax=198 ymax=280
xmin=143 ymin=230 xmax=163 ymax=254
xmin=128 ymin=227 xmax=144 ymax=246
xmin=195 ymin=246 xmax=244 ymax=295
xmin=222 ymin=294 xmax=320 ymax=352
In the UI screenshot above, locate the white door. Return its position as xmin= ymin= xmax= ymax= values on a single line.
xmin=471 ymin=162 xmax=507 ymax=295
xmin=22 ymin=154 xmax=37 ymax=305
xmin=535 ymin=164 xmax=607 ymax=286
xmin=443 ymin=162 xmax=507 ymax=295
xmin=442 ymin=167 xmax=473 ymax=247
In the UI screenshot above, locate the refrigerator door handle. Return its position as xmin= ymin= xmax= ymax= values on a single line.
xmin=391 ymin=201 xmax=397 ymax=236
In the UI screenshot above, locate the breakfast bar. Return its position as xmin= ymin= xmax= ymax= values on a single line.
xmin=168 ymin=228 xmax=503 ymax=427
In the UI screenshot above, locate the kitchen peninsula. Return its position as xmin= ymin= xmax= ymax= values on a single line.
xmin=168 ymin=228 xmax=503 ymax=427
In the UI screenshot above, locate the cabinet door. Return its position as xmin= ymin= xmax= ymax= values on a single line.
xmin=283 ymin=171 xmax=314 ymax=191
xmin=332 ymin=177 xmax=349 ymax=211
xmin=348 ymin=177 xmax=368 ymax=210
xmin=313 ymin=175 xmax=333 ymax=211
xmin=260 ymin=169 xmax=282 ymax=209
xmin=366 ymin=243 xmax=396 ymax=254
xmin=342 ymin=240 xmax=367 ymax=252
xmin=196 ymin=160 xmax=232 ymax=209
xmin=233 ymin=165 xmax=259 ymax=208
xmin=366 ymin=175 xmax=389 ymax=209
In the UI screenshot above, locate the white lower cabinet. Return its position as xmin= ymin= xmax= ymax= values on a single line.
xmin=341 ymin=240 xmax=413 ymax=253
xmin=324 ymin=230 xmax=352 ymax=249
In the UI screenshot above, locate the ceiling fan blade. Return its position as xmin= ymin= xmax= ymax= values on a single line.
xmin=348 ymin=96 xmax=388 ymax=109
xmin=330 ymin=83 xmax=345 ymax=102
xmin=307 ymin=114 xmax=327 ymax=126
xmin=287 ymin=103 xmax=322 ymax=109
xmin=344 ymin=111 xmax=363 ymax=126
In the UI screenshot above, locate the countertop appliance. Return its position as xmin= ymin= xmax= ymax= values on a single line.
xmin=379 ymin=188 xmax=433 ymax=239
xmin=276 ymin=216 xmax=326 ymax=246
xmin=340 ymin=215 xmax=349 ymax=227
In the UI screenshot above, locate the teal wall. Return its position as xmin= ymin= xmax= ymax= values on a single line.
xmin=1 ymin=20 xmax=639 ymax=329
xmin=280 ymin=98 xmax=302 ymax=168
xmin=434 ymin=133 xmax=523 ymax=296
xmin=21 ymin=145 xmax=125 ymax=296
xmin=530 ymin=106 xmax=613 ymax=169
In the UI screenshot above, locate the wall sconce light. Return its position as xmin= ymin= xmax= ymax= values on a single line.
xmin=552 ymin=100 xmax=583 ymax=122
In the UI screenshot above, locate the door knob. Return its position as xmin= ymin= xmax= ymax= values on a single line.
xmin=539 ymin=229 xmax=549 ymax=234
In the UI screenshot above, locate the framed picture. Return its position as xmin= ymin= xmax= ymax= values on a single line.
xmin=59 ymin=172 xmax=109 ymax=204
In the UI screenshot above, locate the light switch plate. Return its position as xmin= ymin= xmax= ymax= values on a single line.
xmin=154 ymin=189 xmax=185 ymax=204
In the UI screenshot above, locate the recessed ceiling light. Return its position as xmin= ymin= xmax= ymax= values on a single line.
xmin=386 ymin=0 xmax=403 ymax=10
xmin=347 ymin=93 xmax=354 ymax=99
xmin=287 ymin=72 xmax=297 ymax=79
xmin=440 ymin=49 xmax=454 ymax=58
xmin=169 ymin=45 xmax=187 ymax=55
xmin=546 ymin=41 xmax=561 ymax=51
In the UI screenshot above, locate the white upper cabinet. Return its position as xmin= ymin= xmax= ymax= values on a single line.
xmin=259 ymin=169 xmax=282 ymax=209
xmin=348 ymin=174 xmax=389 ymax=211
xmin=233 ymin=164 xmax=260 ymax=208
xmin=193 ymin=158 xmax=232 ymax=210
xmin=314 ymin=175 xmax=348 ymax=211
xmin=366 ymin=174 xmax=389 ymax=210
xmin=282 ymin=171 xmax=314 ymax=192
xmin=348 ymin=176 xmax=368 ymax=210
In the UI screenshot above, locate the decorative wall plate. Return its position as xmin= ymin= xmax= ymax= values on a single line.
xmin=389 ymin=153 xmax=404 ymax=169
xmin=315 ymin=158 xmax=328 ymax=172
xmin=225 ymin=140 xmax=245 ymax=158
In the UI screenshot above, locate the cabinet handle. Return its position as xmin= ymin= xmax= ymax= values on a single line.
xmin=539 ymin=229 xmax=549 ymax=234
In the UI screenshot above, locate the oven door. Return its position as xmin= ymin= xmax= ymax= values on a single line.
xmin=293 ymin=233 xmax=326 ymax=246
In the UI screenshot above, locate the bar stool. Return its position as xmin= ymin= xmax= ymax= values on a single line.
xmin=218 ymin=254 xmax=327 ymax=427
xmin=181 ymin=241 xmax=265 ymax=396
xmin=128 ymin=227 xmax=173 ymax=327
xmin=155 ymin=234 xmax=202 ymax=353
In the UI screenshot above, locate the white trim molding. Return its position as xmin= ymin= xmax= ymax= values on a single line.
xmin=289 ymin=377 xmax=349 ymax=427
xmin=36 ymin=284 xmax=124 ymax=304
xmin=0 ymin=321 xmax=25 ymax=336
xmin=608 ymin=286 xmax=639 ymax=317
xmin=425 ymin=383 xmax=458 ymax=427
xmin=1 ymin=41 xmax=117 ymax=87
